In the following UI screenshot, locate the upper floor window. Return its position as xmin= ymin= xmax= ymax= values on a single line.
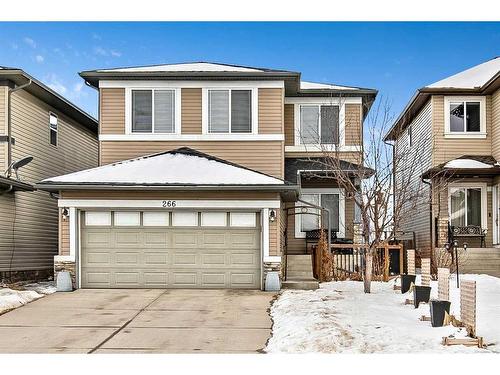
xmin=208 ymin=89 xmax=252 ymax=133
xmin=407 ymin=125 xmax=413 ymax=147
xmin=49 ymin=113 xmax=58 ymax=146
xmin=132 ymin=89 xmax=175 ymax=133
xmin=445 ymin=97 xmax=485 ymax=137
xmin=299 ymin=105 xmax=339 ymax=145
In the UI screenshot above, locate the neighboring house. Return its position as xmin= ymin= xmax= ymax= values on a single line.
xmin=0 ymin=67 xmax=98 ymax=281
xmin=385 ymin=57 xmax=500 ymax=257
xmin=37 ymin=62 xmax=376 ymax=290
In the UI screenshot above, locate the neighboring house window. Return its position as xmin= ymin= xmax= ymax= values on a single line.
xmin=445 ymin=97 xmax=485 ymax=135
xmin=299 ymin=105 xmax=339 ymax=144
xmin=450 ymin=187 xmax=483 ymax=227
xmin=132 ymin=89 xmax=175 ymax=133
xmin=208 ymin=89 xmax=252 ymax=133
xmin=297 ymin=191 xmax=343 ymax=237
xmin=49 ymin=113 xmax=58 ymax=146
xmin=407 ymin=125 xmax=413 ymax=147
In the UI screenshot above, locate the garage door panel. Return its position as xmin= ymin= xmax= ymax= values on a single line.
xmin=81 ymin=212 xmax=261 ymax=289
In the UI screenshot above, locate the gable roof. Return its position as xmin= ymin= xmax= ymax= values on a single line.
xmin=384 ymin=57 xmax=500 ymax=141
xmin=37 ymin=147 xmax=297 ymax=191
xmin=0 ymin=67 xmax=97 ymax=133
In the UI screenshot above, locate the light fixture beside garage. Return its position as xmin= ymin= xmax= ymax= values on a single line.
xmin=269 ymin=209 xmax=276 ymax=222
xmin=61 ymin=207 xmax=69 ymax=221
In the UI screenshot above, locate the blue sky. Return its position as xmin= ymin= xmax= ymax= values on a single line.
xmin=0 ymin=22 xmax=499 ymax=118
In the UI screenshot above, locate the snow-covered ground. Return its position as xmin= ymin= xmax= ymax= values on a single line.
xmin=266 ymin=274 xmax=500 ymax=353
xmin=0 ymin=281 xmax=56 ymax=315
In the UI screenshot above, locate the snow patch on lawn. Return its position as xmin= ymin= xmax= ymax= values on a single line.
xmin=0 ymin=282 xmax=56 ymax=314
xmin=266 ymin=275 xmax=500 ymax=353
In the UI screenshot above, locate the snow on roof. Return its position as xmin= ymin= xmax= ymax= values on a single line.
xmin=427 ymin=57 xmax=500 ymax=89
xmin=444 ymin=158 xmax=495 ymax=169
xmin=96 ymin=62 xmax=266 ymax=73
xmin=42 ymin=148 xmax=284 ymax=186
xmin=300 ymin=81 xmax=361 ymax=91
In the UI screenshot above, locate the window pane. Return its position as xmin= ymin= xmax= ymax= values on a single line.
xmin=85 ymin=212 xmax=111 ymax=226
xmin=449 ymin=103 xmax=464 ymax=132
xmin=231 ymin=90 xmax=252 ymax=133
xmin=450 ymin=189 xmax=466 ymax=226
xmin=114 ymin=212 xmax=141 ymax=226
xmin=50 ymin=129 xmax=57 ymax=146
xmin=209 ymin=90 xmax=229 ymax=133
xmin=466 ymin=102 xmax=480 ymax=132
xmin=230 ymin=212 xmax=256 ymax=227
xmin=467 ymin=188 xmax=482 ymax=226
xmin=172 ymin=212 xmax=198 ymax=227
xmin=132 ymin=90 xmax=152 ymax=133
xmin=321 ymin=194 xmax=340 ymax=232
xmin=201 ymin=212 xmax=227 ymax=227
xmin=300 ymin=106 xmax=319 ymax=144
xmin=49 ymin=113 xmax=58 ymax=129
xmin=300 ymin=194 xmax=320 ymax=231
xmin=320 ymin=106 xmax=339 ymax=144
xmin=143 ymin=212 xmax=169 ymax=226
xmin=154 ymin=90 xmax=175 ymax=133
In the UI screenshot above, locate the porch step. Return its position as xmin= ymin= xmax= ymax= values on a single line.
xmin=282 ymin=278 xmax=319 ymax=290
xmin=286 ymin=271 xmax=315 ymax=279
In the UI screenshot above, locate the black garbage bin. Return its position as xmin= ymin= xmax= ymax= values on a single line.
xmin=401 ymin=274 xmax=416 ymax=294
xmin=430 ymin=300 xmax=451 ymax=327
xmin=413 ymin=285 xmax=431 ymax=308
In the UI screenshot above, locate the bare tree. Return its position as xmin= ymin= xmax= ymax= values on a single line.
xmin=296 ymin=96 xmax=437 ymax=293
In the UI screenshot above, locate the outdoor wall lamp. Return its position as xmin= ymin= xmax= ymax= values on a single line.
xmin=62 ymin=207 xmax=69 ymax=221
xmin=269 ymin=209 xmax=276 ymax=222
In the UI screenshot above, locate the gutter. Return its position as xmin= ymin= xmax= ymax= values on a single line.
xmin=7 ymin=79 xmax=32 ymax=175
xmin=35 ymin=183 xmax=301 ymax=192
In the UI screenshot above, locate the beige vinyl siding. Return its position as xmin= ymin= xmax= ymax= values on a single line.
xmin=492 ymin=89 xmax=500 ymax=161
xmin=100 ymin=140 xmax=284 ymax=178
xmin=345 ymin=103 xmax=362 ymax=146
xmin=284 ymin=104 xmax=294 ymax=146
xmin=181 ymin=88 xmax=202 ymax=134
xmin=269 ymin=210 xmax=281 ymax=257
xmin=432 ymin=95 xmax=492 ymax=166
xmin=394 ymin=100 xmax=433 ymax=251
xmin=0 ymin=86 xmax=7 ymax=171
xmin=99 ymin=88 xmax=125 ymax=135
xmin=0 ymin=89 xmax=97 ymax=272
xmin=59 ymin=211 xmax=70 ymax=256
xmin=258 ymin=88 xmax=283 ymax=134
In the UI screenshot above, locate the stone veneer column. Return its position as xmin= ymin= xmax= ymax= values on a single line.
xmin=436 ymin=216 xmax=450 ymax=248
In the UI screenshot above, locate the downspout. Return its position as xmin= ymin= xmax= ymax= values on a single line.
xmin=421 ymin=177 xmax=434 ymax=250
xmin=7 ymin=79 xmax=32 ymax=177
xmin=383 ymin=138 xmax=395 ymax=238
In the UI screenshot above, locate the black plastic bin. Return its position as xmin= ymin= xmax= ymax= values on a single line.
xmin=430 ymin=300 xmax=451 ymax=327
xmin=413 ymin=285 xmax=432 ymax=308
xmin=401 ymin=274 xmax=416 ymax=294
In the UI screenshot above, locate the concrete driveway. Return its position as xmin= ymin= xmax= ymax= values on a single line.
xmin=0 ymin=289 xmax=276 ymax=353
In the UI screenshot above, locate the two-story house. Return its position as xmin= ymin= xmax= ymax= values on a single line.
xmin=37 ymin=62 xmax=376 ymax=290
xmin=385 ymin=57 xmax=500 ymax=272
xmin=0 ymin=66 xmax=98 ymax=281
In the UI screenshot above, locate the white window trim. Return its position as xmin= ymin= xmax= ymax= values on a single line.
xmin=444 ymin=96 xmax=486 ymax=138
xmin=448 ymin=182 xmax=488 ymax=229
xmin=125 ymin=87 xmax=181 ymax=135
xmin=293 ymin=101 xmax=346 ymax=147
xmin=202 ymin=87 xmax=258 ymax=135
xmin=294 ymin=188 xmax=346 ymax=239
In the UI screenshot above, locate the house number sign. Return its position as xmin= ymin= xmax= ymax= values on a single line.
xmin=162 ymin=200 xmax=177 ymax=208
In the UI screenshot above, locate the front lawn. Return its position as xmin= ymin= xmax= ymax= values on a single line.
xmin=266 ymin=275 xmax=500 ymax=353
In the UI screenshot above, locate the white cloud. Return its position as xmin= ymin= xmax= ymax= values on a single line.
xmin=93 ymin=46 xmax=107 ymax=56
xmin=92 ymin=33 xmax=102 ymax=40
xmin=11 ymin=43 xmax=18 ymax=50
xmin=93 ymin=46 xmax=122 ymax=58
xmin=110 ymin=50 xmax=122 ymax=57
xmin=35 ymin=55 xmax=44 ymax=63
xmin=73 ymin=82 xmax=84 ymax=93
xmin=23 ymin=37 xmax=36 ymax=48
xmin=45 ymin=74 xmax=67 ymax=95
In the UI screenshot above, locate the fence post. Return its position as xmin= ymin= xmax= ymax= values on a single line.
xmin=421 ymin=258 xmax=431 ymax=287
xmin=437 ymin=267 xmax=450 ymax=301
xmin=383 ymin=243 xmax=389 ymax=281
xmin=399 ymin=244 xmax=404 ymax=275
xmin=461 ymin=280 xmax=477 ymax=337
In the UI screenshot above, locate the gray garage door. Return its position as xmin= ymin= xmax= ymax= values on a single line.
xmin=80 ymin=211 xmax=261 ymax=289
